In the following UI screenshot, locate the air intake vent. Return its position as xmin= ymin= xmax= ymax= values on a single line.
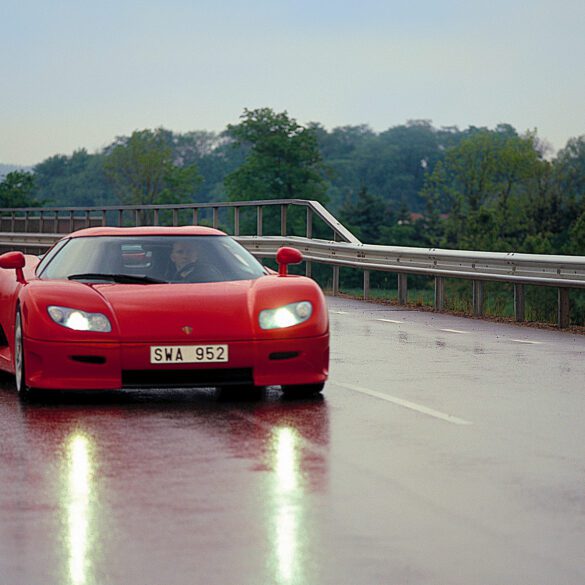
xmin=121 ymin=368 xmax=254 ymax=389
xmin=70 ymin=355 xmax=107 ymax=364
xmin=269 ymin=351 xmax=299 ymax=360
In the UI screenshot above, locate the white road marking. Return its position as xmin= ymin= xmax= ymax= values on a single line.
xmin=334 ymin=381 xmax=473 ymax=426
xmin=439 ymin=328 xmax=466 ymax=334
xmin=510 ymin=339 xmax=543 ymax=345
xmin=330 ymin=311 xmax=349 ymax=315
xmin=376 ymin=318 xmax=404 ymax=324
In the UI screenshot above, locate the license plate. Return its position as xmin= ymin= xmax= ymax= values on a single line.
xmin=150 ymin=344 xmax=228 ymax=364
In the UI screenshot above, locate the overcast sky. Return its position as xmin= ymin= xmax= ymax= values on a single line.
xmin=1 ymin=0 xmax=584 ymax=165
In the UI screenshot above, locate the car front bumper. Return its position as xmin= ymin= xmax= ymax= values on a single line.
xmin=23 ymin=334 xmax=329 ymax=390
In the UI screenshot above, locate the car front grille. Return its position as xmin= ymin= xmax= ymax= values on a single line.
xmin=121 ymin=368 xmax=254 ymax=389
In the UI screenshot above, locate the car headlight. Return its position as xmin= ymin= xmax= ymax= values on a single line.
xmin=47 ymin=306 xmax=112 ymax=332
xmin=259 ymin=301 xmax=313 ymax=330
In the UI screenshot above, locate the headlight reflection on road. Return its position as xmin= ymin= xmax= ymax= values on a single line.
xmin=65 ymin=433 xmax=95 ymax=585
xmin=275 ymin=427 xmax=298 ymax=493
xmin=272 ymin=426 xmax=302 ymax=585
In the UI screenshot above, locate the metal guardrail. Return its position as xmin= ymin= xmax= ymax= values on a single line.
xmin=0 ymin=199 xmax=360 ymax=244
xmin=242 ymin=236 xmax=585 ymax=286
xmin=1 ymin=200 xmax=585 ymax=328
xmin=241 ymin=236 xmax=585 ymax=327
xmin=0 ymin=232 xmax=59 ymax=248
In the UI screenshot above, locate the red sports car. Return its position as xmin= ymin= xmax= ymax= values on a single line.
xmin=0 ymin=226 xmax=329 ymax=399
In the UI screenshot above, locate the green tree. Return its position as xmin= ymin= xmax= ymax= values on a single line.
xmin=34 ymin=150 xmax=113 ymax=207
xmin=168 ymin=130 xmax=246 ymax=202
xmin=569 ymin=211 xmax=585 ymax=253
xmin=517 ymin=158 xmax=572 ymax=253
xmin=355 ymin=120 xmax=445 ymax=212
xmin=104 ymin=128 xmax=201 ymax=206
xmin=0 ymin=171 xmax=40 ymax=207
xmin=311 ymin=123 xmax=376 ymax=210
xmin=555 ymin=136 xmax=585 ymax=200
xmin=338 ymin=186 xmax=392 ymax=243
xmin=554 ymin=136 xmax=585 ymax=254
xmin=423 ymin=129 xmax=544 ymax=250
xmin=225 ymin=108 xmax=328 ymax=203
xmin=421 ymin=159 xmax=452 ymax=247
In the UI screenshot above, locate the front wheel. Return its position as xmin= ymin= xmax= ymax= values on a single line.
xmin=281 ymin=382 xmax=325 ymax=399
xmin=14 ymin=309 xmax=32 ymax=400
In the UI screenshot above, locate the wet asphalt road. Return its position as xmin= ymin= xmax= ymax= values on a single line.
xmin=2 ymin=296 xmax=585 ymax=585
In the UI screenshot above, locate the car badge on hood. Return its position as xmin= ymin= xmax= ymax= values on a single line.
xmin=182 ymin=326 xmax=193 ymax=335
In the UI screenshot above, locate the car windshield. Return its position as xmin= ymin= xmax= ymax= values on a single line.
xmin=37 ymin=235 xmax=266 ymax=283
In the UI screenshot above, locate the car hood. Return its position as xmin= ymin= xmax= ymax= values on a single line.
xmin=93 ymin=280 xmax=256 ymax=342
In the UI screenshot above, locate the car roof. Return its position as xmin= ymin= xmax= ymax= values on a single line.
xmin=68 ymin=226 xmax=227 ymax=238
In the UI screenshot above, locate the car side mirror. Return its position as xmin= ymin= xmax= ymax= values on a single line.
xmin=0 ymin=251 xmax=27 ymax=284
xmin=276 ymin=247 xmax=303 ymax=276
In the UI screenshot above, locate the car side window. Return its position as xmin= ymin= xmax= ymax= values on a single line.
xmin=40 ymin=238 xmax=104 ymax=279
xmin=36 ymin=239 xmax=71 ymax=277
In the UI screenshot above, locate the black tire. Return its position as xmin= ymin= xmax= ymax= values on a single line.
xmin=14 ymin=309 xmax=32 ymax=400
xmin=281 ymin=382 xmax=325 ymax=399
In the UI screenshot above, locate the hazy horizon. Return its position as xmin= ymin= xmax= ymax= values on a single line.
xmin=2 ymin=0 xmax=584 ymax=166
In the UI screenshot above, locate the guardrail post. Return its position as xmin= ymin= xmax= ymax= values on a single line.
xmin=558 ymin=288 xmax=570 ymax=328
xmin=398 ymin=273 xmax=408 ymax=305
xmin=134 ymin=209 xmax=140 ymax=227
xmin=101 ymin=210 xmax=107 ymax=226
xmin=332 ymin=266 xmax=339 ymax=296
xmin=363 ymin=270 xmax=370 ymax=300
xmin=281 ymin=205 xmax=287 ymax=236
xmin=172 ymin=209 xmax=178 ymax=227
xmin=305 ymin=207 xmax=313 ymax=278
xmin=192 ymin=208 xmax=198 ymax=225
xmin=39 ymin=211 xmax=44 ymax=234
xmin=514 ymin=284 xmax=525 ymax=322
xmin=473 ymin=280 xmax=485 ymax=317
xmin=24 ymin=211 xmax=30 ymax=232
xmin=213 ymin=207 xmax=219 ymax=228
xmin=257 ymin=206 xmax=263 ymax=236
xmin=434 ymin=276 xmax=445 ymax=311
xmin=234 ymin=207 xmax=240 ymax=236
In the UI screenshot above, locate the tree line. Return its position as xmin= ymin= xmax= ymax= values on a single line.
xmin=1 ymin=107 xmax=585 ymax=256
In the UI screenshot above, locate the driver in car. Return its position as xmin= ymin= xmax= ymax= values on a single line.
xmin=169 ymin=240 xmax=199 ymax=281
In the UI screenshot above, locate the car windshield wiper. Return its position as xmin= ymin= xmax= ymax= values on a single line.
xmin=68 ymin=273 xmax=167 ymax=284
